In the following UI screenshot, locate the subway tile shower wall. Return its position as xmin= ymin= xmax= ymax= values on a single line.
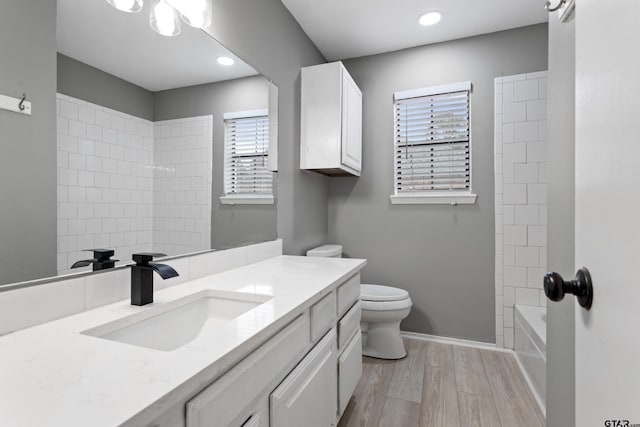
xmin=494 ymin=72 xmax=548 ymax=349
xmin=56 ymin=94 xmax=213 ymax=274
xmin=153 ymin=117 xmax=212 ymax=256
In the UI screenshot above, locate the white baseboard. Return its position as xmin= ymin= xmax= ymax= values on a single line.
xmin=402 ymin=331 xmax=546 ymax=418
xmin=401 ymin=331 xmax=511 ymax=353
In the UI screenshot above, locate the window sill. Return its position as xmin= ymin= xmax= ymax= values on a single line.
xmin=389 ymin=193 xmax=477 ymax=205
xmin=219 ymin=195 xmax=275 ymax=205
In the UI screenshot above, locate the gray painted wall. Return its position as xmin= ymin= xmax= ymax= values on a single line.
xmin=204 ymin=0 xmax=329 ymax=255
xmin=0 ymin=0 xmax=57 ymax=285
xmin=328 ymin=24 xmax=549 ymax=341
xmin=57 ymin=53 xmax=154 ymax=121
xmin=154 ymin=76 xmax=277 ymax=249
xmin=546 ymin=15 xmax=576 ymax=427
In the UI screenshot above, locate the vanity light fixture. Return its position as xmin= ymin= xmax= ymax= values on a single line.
xmin=149 ymin=0 xmax=181 ymax=36
xmin=106 ymin=0 xmax=143 ymax=13
xmin=176 ymin=0 xmax=212 ymax=29
xmin=418 ymin=11 xmax=443 ymax=26
xmin=217 ymin=56 xmax=235 ymax=66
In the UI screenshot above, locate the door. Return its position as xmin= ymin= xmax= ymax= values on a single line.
xmin=574 ymin=0 xmax=640 ymax=425
xmin=341 ymin=71 xmax=362 ymax=173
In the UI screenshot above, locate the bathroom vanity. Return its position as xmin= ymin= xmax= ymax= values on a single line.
xmin=0 ymin=255 xmax=365 ymax=427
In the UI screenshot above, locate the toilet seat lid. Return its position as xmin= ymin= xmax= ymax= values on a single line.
xmin=361 ymin=284 xmax=409 ymax=302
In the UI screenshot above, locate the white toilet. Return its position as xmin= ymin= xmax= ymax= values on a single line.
xmin=306 ymin=244 xmax=413 ymax=360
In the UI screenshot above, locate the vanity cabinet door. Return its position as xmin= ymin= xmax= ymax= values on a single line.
xmin=338 ymin=330 xmax=362 ymax=417
xmin=270 ymin=328 xmax=338 ymax=427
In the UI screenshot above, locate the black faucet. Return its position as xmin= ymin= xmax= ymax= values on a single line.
xmin=130 ymin=253 xmax=179 ymax=306
xmin=71 ymin=249 xmax=119 ymax=271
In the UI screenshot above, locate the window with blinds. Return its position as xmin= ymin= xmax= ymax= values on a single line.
xmin=393 ymin=81 xmax=471 ymax=195
xmin=224 ymin=110 xmax=272 ymax=196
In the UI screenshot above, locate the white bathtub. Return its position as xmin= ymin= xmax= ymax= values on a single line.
xmin=514 ymin=305 xmax=546 ymax=413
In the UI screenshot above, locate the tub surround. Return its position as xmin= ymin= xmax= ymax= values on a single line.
xmin=0 ymin=254 xmax=365 ymax=426
xmin=494 ymin=71 xmax=549 ymax=349
xmin=515 ymin=304 xmax=547 ymax=414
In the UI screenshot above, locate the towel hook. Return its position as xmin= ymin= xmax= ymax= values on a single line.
xmin=545 ymin=0 xmax=566 ymax=12
xmin=18 ymin=93 xmax=26 ymax=111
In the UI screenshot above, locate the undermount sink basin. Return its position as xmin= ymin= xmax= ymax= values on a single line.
xmin=82 ymin=290 xmax=272 ymax=351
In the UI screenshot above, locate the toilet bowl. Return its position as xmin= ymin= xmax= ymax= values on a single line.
xmin=306 ymin=245 xmax=413 ymax=360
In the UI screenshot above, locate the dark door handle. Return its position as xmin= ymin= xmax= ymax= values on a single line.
xmin=544 ymin=267 xmax=593 ymax=310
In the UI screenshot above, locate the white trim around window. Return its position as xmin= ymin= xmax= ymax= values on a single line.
xmin=219 ymin=195 xmax=275 ymax=205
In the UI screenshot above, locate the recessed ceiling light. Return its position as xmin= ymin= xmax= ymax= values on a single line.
xmin=217 ymin=56 xmax=235 ymax=66
xmin=418 ymin=11 xmax=443 ymax=26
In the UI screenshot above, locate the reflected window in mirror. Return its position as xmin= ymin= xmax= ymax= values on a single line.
xmin=220 ymin=110 xmax=274 ymax=205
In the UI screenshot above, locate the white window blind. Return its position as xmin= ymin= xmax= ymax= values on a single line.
xmin=393 ymin=82 xmax=471 ymax=195
xmin=224 ymin=111 xmax=272 ymax=196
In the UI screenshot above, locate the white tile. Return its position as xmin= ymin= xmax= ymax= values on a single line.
xmin=504 ymin=327 xmax=514 ymax=349
xmin=504 ymin=225 xmax=527 ymax=245
xmin=527 ymin=100 xmax=547 ymax=121
xmin=502 ymin=82 xmax=514 ymax=103
xmin=528 ymin=225 xmax=547 ymax=247
xmin=538 ymin=163 xmax=548 ymax=183
xmin=514 ymin=121 xmax=539 ymax=142
xmin=496 ymin=335 xmax=504 ymax=348
xmin=503 ymin=184 xmax=527 ymax=205
xmin=69 ymin=120 xmax=86 ymax=138
xmin=503 ymin=205 xmax=515 ymax=225
xmin=503 ymin=102 xmax=526 ymax=123
xmin=539 ymin=291 xmax=547 ymax=307
xmin=59 ymin=100 xmax=79 ymax=120
xmin=503 ymin=164 xmax=514 ymax=184
xmin=527 ymin=267 xmax=546 ymax=288
xmin=495 ymin=295 xmax=504 ymax=316
xmin=514 ymin=164 xmax=539 ymax=184
xmin=189 ymin=246 xmax=248 ymax=280
xmin=0 ymin=278 xmax=85 ymax=335
xmin=539 ymin=205 xmax=548 ymax=225
xmin=502 ymin=123 xmax=514 ymax=143
xmin=515 ymin=205 xmax=539 ymax=225
xmin=514 ymin=80 xmax=538 ymax=101
xmin=503 ymin=73 xmax=527 ymax=83
xmin=503 ymin=143 xmax=526 ymax=164
xmin=515 ymin=246 xmax=539 ymax=267
xmin=504 ymin=286 xmax=515 ymax=307
xmin=527 ymin=142 xmax=547 ymax=162
xmin=539 ymin=247 xmax=547 ymax=268
xmin=538 ymin=77 xmax=548 ymax=99
xmin=504 ymin=307 xmax=514 ymax=327
xmin=495 ymin=254 xmax=504 ymax=275
xmin=528 ymin=184 xmax=547 ymax=204
xmin=504 ymin=245 xmax=515 ymax=266
xmin=496 ymin=235 xmax=503 ymax=254
xmin=516 ymin=288 xmax=540 ymax=306
xmin=538 ymin=120 xmax=548 ymax=141
xmin=78 ymin=105 xmax=96 ymax=124
xmin=504 ymin=266 xmax=527 ymax=287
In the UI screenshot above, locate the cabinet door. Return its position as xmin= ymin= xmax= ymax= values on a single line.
xmin=341 ymin=71 xmax=362 ymax=173
xmin=271 ymin=328 xmax=338 ymax=427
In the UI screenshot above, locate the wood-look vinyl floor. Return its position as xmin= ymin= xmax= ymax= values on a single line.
xmin=338 ymin=339 xmax=545 ymax=427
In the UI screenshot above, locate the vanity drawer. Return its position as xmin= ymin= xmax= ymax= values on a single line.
xmin=310 ymin=292 xmax=337 ymax=342
xmin=338 ymin=330 xmax=362 ymax=417
xmin=338 ymin=301 xmax=361 ymax=350
xmin=337 ymin=273 xmax=360 ymax=317
xmin=185 ymin=313 xmax=311 ymax=427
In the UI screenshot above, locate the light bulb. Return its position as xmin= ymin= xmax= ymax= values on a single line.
xmin=217 ymin=57 xmax=235 ymax=66
xmin=150 ymin=0 xmax=181 ymax=36
xmin=179 ymin=0 xmax=211 ymax=28
xmin=418 ymin=11 xmax=443 ymax=26
xmin=106 ymin=0 xmax=143 ymax=13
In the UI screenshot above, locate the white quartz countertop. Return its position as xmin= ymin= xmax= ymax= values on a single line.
xmin=0 ymin=255 xmax=366 ymax=427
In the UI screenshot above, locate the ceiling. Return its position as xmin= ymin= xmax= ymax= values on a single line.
xmin=57 ymin=0 xmax=258 ymax=92
xmin=280 ymin=0 xmax=549 ymax=61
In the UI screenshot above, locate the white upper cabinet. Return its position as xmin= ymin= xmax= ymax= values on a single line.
xmin=300 ymin=61 xmax=362 ymax=176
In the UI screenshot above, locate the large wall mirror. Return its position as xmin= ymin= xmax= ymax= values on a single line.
xmin=3 ymin=0 xmax=278 ymax=284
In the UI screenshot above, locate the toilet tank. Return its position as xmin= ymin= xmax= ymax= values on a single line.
xmin=306 ymin=244 xmax=343 ymax=258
